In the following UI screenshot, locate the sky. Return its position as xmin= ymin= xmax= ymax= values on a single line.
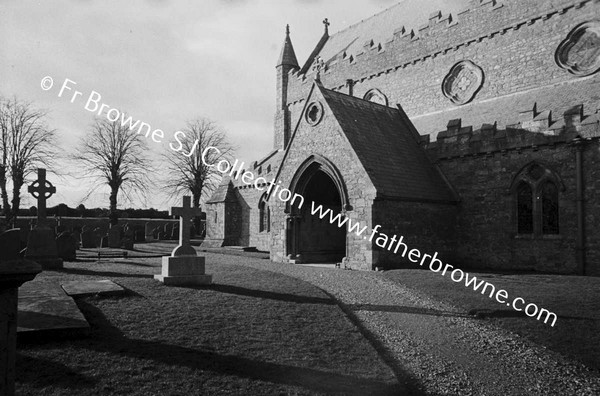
xmin=1 ymin=0 xmax=459 ymax=211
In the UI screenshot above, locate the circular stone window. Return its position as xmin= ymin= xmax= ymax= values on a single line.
xmin=363 ymin=89 xmax=388 ymax=106
xmin=305 ymin=101 xmax=324 ymax=126
xmin=441 ymin=60 xmax=484 ymax=105
xmin=555 ymin=21 xmax=600 ymax=77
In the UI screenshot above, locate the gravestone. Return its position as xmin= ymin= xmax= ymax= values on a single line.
xmin=93 ymin=228 xmax=103 ymax=247
xmin=145 ymin=222 xmax=153 ymax=241
xmin=71 ymin=227 xmax=82 ymax=250
xmin=134 ymin=225 xmax=145 ymax=243
xmin=121 ymin=238 xmax=134 ymax=250
xmin=56 ymin=232 xmax=77 ymax=261
xmin=170 ymin=223 xmax=179 ymax=240
xmin=0 ymin=230 xmax=22 ymax=259
xmin=163 ymin=223 xmax=172 ymax=238
xmin=108 ymin=225 xmax=123 ymax=248
xmin=123 ymin=226 xmax=134 ymax=241
xmin=81 ymin=229 xmax=96 ymax=248
xmin=122 ymin=227 xmax=134 ymax=250
xmin=18 ymin=227 xmax=30 ymax=251
xmin=24 ymin=169 xmax=63 ymax=269
xmin=155 ymin=196 xmax=212 ymax=286
xmin=0 ymin=229 xmax=41 ymax=396
xmin=55 ymin=224 xmax=66 ymax=235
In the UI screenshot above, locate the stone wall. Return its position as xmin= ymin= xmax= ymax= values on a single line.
xmin=236 ymin=186 xmax=271 ymax=251
xmin=372 ymin=200 xmax=458 ymax=269
xmin=269 ymin=87 xmax=378 ymax=269
xmin=276 ymin=0 xmax=599 ymax=147
xmin=14 ymin=217 xmax=178 ymax=237
xmin=425 ymin=117 xmax=600 ymax=275
xmin=257 ymin=0 xmax=600 ymax=274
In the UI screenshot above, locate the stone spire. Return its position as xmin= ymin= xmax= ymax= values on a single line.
xmin=277 ymin=24 xmax=299 ymax=68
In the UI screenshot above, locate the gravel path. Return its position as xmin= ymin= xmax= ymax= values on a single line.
xmin=222 ymin=256 xmax=600 ymax=396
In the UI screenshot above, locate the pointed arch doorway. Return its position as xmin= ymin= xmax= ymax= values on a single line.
xmin=286 ymin=156 xmax=349 ymax=264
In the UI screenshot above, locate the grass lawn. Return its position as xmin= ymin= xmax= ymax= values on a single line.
xmin=384 ymin=269 xmax=600 ymax=374
xmin=17 ymin=257 xmax=400 ymax=395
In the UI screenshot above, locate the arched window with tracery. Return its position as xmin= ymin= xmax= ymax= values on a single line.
xmin=516 ymin=182 xmax=533 ymax=234
xmin=510 ymin=162 xmax=563 ymax=236
xmin=541 ymin=181 xmax=559 ymax=234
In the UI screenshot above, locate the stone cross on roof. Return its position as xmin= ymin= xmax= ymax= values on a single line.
xmin=323 ymin=18 xmax=330 ymax=34
xmin=170 ymin=196 xmax=202 ymax=257
xmin=28 ymin=168 xmax=55 ymax=227
xmin=312 ymin=56 xmax=326 ymax=80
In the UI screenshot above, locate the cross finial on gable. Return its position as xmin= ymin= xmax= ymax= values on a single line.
xmin=312 ymin=56 xmax=325 ymax=81
xmin=323 ymin=18 xmax=330 ymax=34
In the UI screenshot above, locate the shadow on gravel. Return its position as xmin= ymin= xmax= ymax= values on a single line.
xmin=205 ymin=284 xmax=336 ymax=305
xmin=469 ymin=308 xmax=594 ymax=321
xmin=321 ymin=293 xmax=429 ymax=396
xmin=72 ymin=301 xmax=405 ymax=396
xmin=59 ymin=267 xmax=154 ymax=279
xmin=350 ymin=304 xmax=470 ymax=318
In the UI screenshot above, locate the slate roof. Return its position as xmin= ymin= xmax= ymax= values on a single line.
xmin=306 ymin=0 xmax=469 ymax=71
xmin=277 ymin=27 xmax=299 ymax=68
xmin=228 ymin=149 xmax=283 ymax=189
xmin=206 ymin=177 xmax=237 ymax=204
xmin=318 ymin=85 xmax=457 ymax=203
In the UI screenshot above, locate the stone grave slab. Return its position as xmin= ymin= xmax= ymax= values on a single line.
xmin=17 ymin=281 xmax=89 ymax=335
xmin=61 ymin=280 xmax=125 ymax=297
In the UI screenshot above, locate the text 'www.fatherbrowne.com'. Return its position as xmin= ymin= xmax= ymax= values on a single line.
xmin=309 ymin=201 xmax=558 ymax=327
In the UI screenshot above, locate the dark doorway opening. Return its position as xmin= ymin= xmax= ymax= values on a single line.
xmin=288 ymin=168 xmax=346 ymax=263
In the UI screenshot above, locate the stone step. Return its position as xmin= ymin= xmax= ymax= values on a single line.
xmin=17 ymin=280 xmax=89 ymax=339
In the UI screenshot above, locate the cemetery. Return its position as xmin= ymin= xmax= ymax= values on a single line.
xmin=0 ymin=169 xmax=597 ymax=395
xmin=3 ymin=0 xmax=600 ymax=394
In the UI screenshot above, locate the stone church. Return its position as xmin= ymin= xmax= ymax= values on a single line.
xmin=204 ymin=0 xmax=600 ymax=276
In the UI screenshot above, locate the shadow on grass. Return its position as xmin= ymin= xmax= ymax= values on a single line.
xmin=206 ymin=284 xmax=336 ymax=305
xmin=16 ymin=353 xmax=97 ymax=390
xmin=73 ymin=300 xmax=410 ymax=396
xmin=59 ymin=267 xmax=154 ymax=279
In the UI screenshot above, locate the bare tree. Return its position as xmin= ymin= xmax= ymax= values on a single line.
xmin=0 ymin=97 xmax=56 ymax=225
xmin=72 ymin=118 xmax=151 ymax=225
xmin=163 ymin=118 xmax=234 ymax=208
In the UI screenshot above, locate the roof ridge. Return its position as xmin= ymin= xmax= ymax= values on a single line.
xmin=327 ymin=1 xmax=405 ymax=38
xmin=321 ymin=86 xmax=397 ymax=112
